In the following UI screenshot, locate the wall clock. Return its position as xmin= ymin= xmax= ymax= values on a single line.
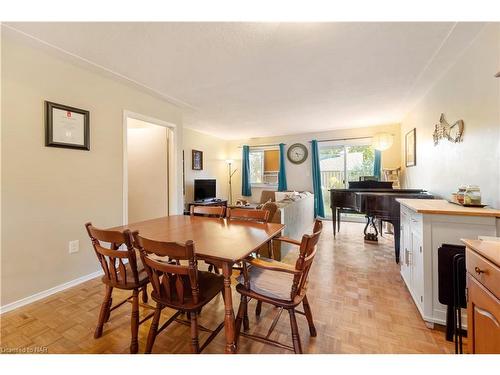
xmin=287 ymin=143 xmax=308 ymax=164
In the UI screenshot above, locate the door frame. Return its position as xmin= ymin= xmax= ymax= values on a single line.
xmin=122 ymin=110 xmax=178 ymax=225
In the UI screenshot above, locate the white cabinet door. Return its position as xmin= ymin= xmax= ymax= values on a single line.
xmin=400 ymin=208 xmax=412 ymax=286
xmin=411 ymin=230 xmax=424 ymax=311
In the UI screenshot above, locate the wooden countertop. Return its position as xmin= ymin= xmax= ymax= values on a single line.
xmin=462 ymin=239 xmax=500 ymax=267
xmin=396 ymin=199 xmax=500 ymax=217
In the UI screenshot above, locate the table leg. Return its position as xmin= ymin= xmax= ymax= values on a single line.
xmin=222 ymin=261 xmax=237 ymax=354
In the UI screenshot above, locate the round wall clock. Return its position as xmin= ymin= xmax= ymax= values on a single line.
xmin=287 ymin=143 xmax=308 ymax=164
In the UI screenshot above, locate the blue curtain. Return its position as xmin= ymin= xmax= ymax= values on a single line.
xmin=373 ymin=150 xmax=382 ymax=181
xmin=311 ymin=140 xmax=325 ymax=218
xmin=277 ymin=143 xmax=288 ymax=192
xmin=241 ymin=145 xmax=252 ymax=196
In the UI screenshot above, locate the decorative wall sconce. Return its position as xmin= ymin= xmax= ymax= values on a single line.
xmin=432 ymin=113 xmax=464 ymax=146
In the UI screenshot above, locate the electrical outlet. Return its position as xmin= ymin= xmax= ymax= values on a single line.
xmin=69 ymin=240 xmax=79 ymax=254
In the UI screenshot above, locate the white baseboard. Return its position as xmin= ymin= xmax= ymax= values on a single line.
xmin=0 ymin=269 xmax=103 ymax=314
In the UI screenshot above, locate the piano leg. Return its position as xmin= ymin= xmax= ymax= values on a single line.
xmin=393 ymin=219 xmax=401 ymax=264
xmin=337 ymin=209 xmax=341 ymax=232
xmin=363 ymin=215 xmax=378 ymax=242
xmin=332 ymin=206 xmax=336 ymax=237
xmin=337 ymin=208 xmax=342 ymax=232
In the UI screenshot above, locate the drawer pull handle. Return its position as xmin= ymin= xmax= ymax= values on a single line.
xmin=474 ymin=266 xmax=487 ymax=275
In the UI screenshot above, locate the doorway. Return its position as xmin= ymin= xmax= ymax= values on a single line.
xmin=123 ymin=111 xmax=176 ymax=224
xmin=319 ymin=141 xmax=375 ymax=220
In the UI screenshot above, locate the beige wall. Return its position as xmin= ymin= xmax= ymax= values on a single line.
xmin=400 ymin=24 xmax=500 ymax=208
xmin=1 ymin=29 xmax=183 ymax=306
xmin=182 ymin=128 xmax=229 ymax=205
xmin=127 ymin=119 xmax=169 ymax=223
xmin=228 ymin=123 xmax=401 ymax=203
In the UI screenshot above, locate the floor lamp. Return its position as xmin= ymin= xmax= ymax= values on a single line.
xmin=226 ymin=160 xmax=237 ymax=205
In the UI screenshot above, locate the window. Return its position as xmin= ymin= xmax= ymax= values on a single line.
xmin=318 ymin=142 xmax=375 ymax=219
xmin=249 ymin=148 xmax=279 ymax=185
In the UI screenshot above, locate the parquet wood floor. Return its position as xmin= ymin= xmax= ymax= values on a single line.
xmin=0 ymin=222 xmax=460 ymax=354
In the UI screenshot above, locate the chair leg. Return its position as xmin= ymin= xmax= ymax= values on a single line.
xmin=104 ymin=286 xmax=113 ymax=323
xmin=255 ymin=301 xmax=263 ymax=316
xmin=141 ymin=285 xmax=148 ymax=303
xmin=242 ymin=296 xmax=250 ymax=331
xmin=190 ymin=311 xmax=200 ymax=354
xmin=145 ymin=303 xmax=162 ymax=354
xmin=94 ymin=285 xmax=113 ymax=338
xmin=130 ymin=289 xmax=139 ymax=354
xmin=235 ymin=295 xmax=246 ymax=342
xmin=288 ymin=309 xmax=303 ymax=354
xmin=302 ymin=295 xmax=317 ymax=337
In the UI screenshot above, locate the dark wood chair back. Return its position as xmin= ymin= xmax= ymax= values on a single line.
xmin=227 ymin=208 xmax=270 ymax=223
xmin=190 ymin=205 xmax=226 ymax=218
xmin=261 ymin=201 xmax=278 ymax=222
xmin=291 ymin=219 xmax=323 ymax=299
xmin=133 ymin=233 xmax=200 ymax=306
xmin=85 ymin=222 xmax=141 ymax=287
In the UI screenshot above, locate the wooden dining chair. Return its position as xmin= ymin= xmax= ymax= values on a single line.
xmin=85 ymin=223 xmax=153 ymax=354
xmin=261 ymin=201 xmax=278 ymax=223
xmin=190 ymin=205 xmax=225 ymax=273
xmin=132 ymin=233 xmax=225 ymax=354
xmin=254 ymin=219 xmax=323 ymax=316
xmin=227 ymin=208 xmax=272 ymax=272
xmin=226 ymin=207 xmax=270 ymax=223
xmin=189 ymin=205 xmax=226 ymax=218
xmin=234 ymin=219 xmax=323 ymax=354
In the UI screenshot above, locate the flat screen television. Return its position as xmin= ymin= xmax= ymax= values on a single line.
xmin=194 ymin=179 xmax=216 ymax=201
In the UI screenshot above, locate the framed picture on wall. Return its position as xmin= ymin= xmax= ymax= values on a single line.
xmin=45 ymin=101 xmax=90 ymax=150
xmin=192 ymin=149 xmax=203 ymax=170
xmin=405 ymin=128 xmax=416 ymax=167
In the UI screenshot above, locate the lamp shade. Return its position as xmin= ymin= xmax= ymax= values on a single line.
xmin=372 ymin=132 xmax=394 ymax=151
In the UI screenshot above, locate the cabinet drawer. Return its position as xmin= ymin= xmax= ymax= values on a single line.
xmin=466 ymin=248 xmax=500 ymax=298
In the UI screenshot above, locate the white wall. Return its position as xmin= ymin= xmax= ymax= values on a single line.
xmin=1 ymin=28 xmax=183 ymax=307
xmin=228 ymin=123 xmax=401 ymax=203
xmin=400 ymin=24 xmax=500 ymax=208
xmin=127 ymin=119 xmax=169 ymax=223
xmin=182 ymin=128 xmax=229 ymax=204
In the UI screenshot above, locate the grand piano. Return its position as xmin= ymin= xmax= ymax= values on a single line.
xmin=330 ymin=181 xmax=433 ymax=263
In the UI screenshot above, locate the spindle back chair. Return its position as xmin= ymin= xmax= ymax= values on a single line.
xmin=133 ymin=233 xmax=225 ymax=353
xmin=235 ymin=219 xmax=323 ymax=353
xmin=85 ymin=222 xmax=152 ymax=353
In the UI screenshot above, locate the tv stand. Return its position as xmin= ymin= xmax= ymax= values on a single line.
xmin=184 ymin=199 xmax=228 ymax=215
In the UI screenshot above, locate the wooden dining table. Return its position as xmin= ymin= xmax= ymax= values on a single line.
xmin=111 ymin=214 xmax=285 ymax=353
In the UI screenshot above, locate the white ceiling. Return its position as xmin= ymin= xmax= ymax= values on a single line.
xmin=5 ymin=22 xmax=487 ymax=139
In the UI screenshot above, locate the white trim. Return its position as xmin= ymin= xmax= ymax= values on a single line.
xmin=122 ymin=110 xmax=178 ymax=225
xmin=0 ymin=270 xmax=103 ymax=315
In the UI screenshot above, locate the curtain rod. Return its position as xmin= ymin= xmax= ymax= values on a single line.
xmin=311 ymin=136 xmax=373 ymax=143
xmin=237 ymin=143 xmax=283 ymax=148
